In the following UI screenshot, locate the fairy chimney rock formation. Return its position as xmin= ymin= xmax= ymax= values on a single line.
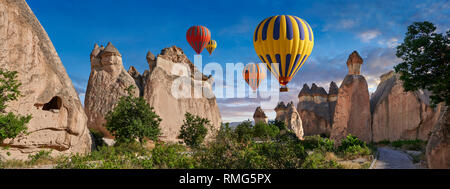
xmin=143 ymin=46 xmax=221 ymax=142
xmin=0 ymin=0 xmax=91 ymax=160
xmin=85 ymin=42 xmax=140 ymax=138
xmin=347 ymin=51 xmax=363 ymax=75
xmin=275 ymin=102 xmax=288 ymax=121
xmin=331 ymin=51 xmax=372 ymax=144
xmin=276 ymin=102 xmax=304 ymax=139
xmin=370 ymin=70 xmax=443 ymax=142
xmin=297 ymin=82 xmax=335 ymax=137
xmin=253 ymin=107 xmax=268 ymax=124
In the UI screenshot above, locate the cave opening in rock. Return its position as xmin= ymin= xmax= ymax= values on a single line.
xmin=42 ymin=96 xmax=62 ymax=111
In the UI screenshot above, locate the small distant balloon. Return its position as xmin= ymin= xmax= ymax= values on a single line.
xmin=186 ymin=25 xmax=211 ymax=54
xmin=253 ymin=15 xmax=314 ymax=92
xmin=243 ymin=63 xmax=266 ymax=91
xmin=206 ymin=40 xmax=217 ymax=55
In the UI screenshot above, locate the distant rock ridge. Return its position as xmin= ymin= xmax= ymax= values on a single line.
xmin=85 ymin=45 xmax=221 ymax=142
xmin=0 ymin=0 xmax=91 ymax=160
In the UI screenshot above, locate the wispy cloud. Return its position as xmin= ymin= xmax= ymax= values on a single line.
xmin=358 ymin=30 xmax=381 ymax=43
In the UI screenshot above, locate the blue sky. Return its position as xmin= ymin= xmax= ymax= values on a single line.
xmin=27 ymin=0 xmax=449 ymax=122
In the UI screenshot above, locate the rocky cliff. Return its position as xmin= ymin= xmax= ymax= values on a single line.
xmin=370 ymin=71 xmax=443 ymax=142
xmin=85 ymin=42 xmax=140 ymax=138
xmin=297 ymin=82 xmax=337 ymax=136
xmin=85 ymin=45 xmax=222 ymax=143
xmin=330 ymin=51 xmax=372 ymax=144
xmin=0 ymin=0 xmax=91 ymax=160
xmin=143 ymin=46 xmax=221 ymax=142
xmin=426 ymin=106 xmax=449 ymax=169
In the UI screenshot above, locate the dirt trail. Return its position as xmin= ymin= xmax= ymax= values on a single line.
xmin=373 ymin=147 xmax=416 ymax=169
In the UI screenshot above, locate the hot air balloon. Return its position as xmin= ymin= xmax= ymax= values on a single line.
xmin=253 ymin=15 xmax=314 ymax=92
xmin=206 ymin=40 xmax=217 ymax=55
xmin=243 ymin=63 xmax=266 ymax=91
xmin=186 ymin=25 xmax=211 ymax=54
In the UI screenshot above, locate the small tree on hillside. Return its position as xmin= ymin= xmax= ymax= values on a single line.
xmin=178 ymin=113 xmax=211 ymax=148
xmin=234 ymin=120 xmax=254 ymax=143
xmin=0 ymin=68 xmax=31 ymax=144
xmin=105 ymin=86 xmax=161 ymax=144
xmin=394 ymin=21 xmax=450 ymax=106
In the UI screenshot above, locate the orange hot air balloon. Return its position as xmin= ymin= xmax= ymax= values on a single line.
xmin=243 ymin=63 xmax=266 ymax=91
xmin=186 ymin=25 xmax=211 ymax=54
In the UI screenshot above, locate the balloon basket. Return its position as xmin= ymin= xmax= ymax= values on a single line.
xmin=280 ymin=87 xmax=289 ymax=92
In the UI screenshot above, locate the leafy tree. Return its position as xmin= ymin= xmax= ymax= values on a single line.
xmin=0 ymin=69 xmax=31 ymax=144
xmin=253 ymin=122 xmax=279 ymax=140
xmin=234 ymin=120 xmax=254 ymax=143
xmin=178 ymin=113 xmax=211 ymax=148
xmin=105 ymin=86 xmax=161 ymax=144
xmin=269 ymin=119 xmax=287 ymax=131
xmin=394 ymin=21 xmax=450 ymax=106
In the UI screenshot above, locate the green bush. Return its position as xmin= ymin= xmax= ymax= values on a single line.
xmin=391 ymin=140 xmax=426 ymax=151
xmin=89 ymin=128 xmax=105 ymax=150
xmin=253 ymin=122 xmax=279 ymax=140
xmin=150 ymin=143 xmax=195 ymax=169
xmin=268 ymin=120 xmax=287 ymax=131
xmin=301 ymin=150 xmax=341 ymax=169
xmin=28 ymin=150 xmax=52 ymax=165
xmin=338 ymin=134 xmax=366 ymax=151
xmin=178 ymin=113 xmax=210 ymax=148
xmin=0 ymin=68 xmax=31 ymax=144
xmin=105 ymin=86 xmax=161 ymax=144
xmin=234 ymin=120 xmax=254 ymax=143
xmin=337 ymin=135 xmax=371 ymax=159
xmin=302 ymin=135 xmax=335 ymax=151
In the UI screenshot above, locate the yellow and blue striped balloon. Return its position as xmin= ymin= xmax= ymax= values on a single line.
xmin=253 ymin=15 xmax=314 ymax=92
xmin=206 ymin=40 xmax=217 ymax=55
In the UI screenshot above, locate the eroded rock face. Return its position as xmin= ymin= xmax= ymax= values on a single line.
xmin=85 ymin=42 xmax=139 ymax=138
xmin=143 ymin=46 xmax=221 ymax=142
xmin=331 ymin=51 xmax=372 ymax=144
xmin=426 ymin=106 xmax=449 ymax=169
xmin=253 ymin=107 xmax=268 ymax=124
xmin=0 ymin=0 xmax=91 ymax=160
xmin=331 ymin=75 xmax=372 ymax=144
xmin=275 ymin=102 xmax=304 ymax=139
xmin=297 ymin=82 xmax=337 ymax=137
xmin=370 ymin=71 xmax=443 ymax=142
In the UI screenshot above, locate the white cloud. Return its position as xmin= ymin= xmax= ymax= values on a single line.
xmin=358 ymin=30 xmax=381 ymax=43
xmin=378 ymin=37 xmax=400 ymax=48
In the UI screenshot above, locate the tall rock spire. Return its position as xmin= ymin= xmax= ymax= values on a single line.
xmin=346 ymin=51 xmax=363 ymax=75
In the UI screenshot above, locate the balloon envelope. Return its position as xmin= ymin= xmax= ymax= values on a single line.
xmin=253 ymin=15 xmax=314 ymax=90
xmin=206 ymin=40 xmax=217 ymax=55
xmin=186 ymin=25 xmax=211 ymax=54
xmin=243 ymin=63 xmax=266 ymax=91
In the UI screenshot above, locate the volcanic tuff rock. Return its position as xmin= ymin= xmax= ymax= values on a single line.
xmin=143 ymin=46 xmax=221 ymax=142
xmin=297 ymin=82 xmax=338 ymax=137
xmin=426 ymin=106 xmax=449 ymax=169
xmin=370 ymin=71 xmax=443 ymax=142
xmin=253 ymin=107 xmax=268 ymax=124
xmin=275 ymin=102 xmax=304 ymax=139
xmin=331 ymin=51 xmax=372 ymax=144
xmin=0 ymin=0 xmax=91 ymax=160
xmin=85 ymin=42 xmax=140 ymax=138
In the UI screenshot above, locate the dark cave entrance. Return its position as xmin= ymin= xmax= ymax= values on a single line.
xmin=42 ymin=96 xmax=62 ymax=111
